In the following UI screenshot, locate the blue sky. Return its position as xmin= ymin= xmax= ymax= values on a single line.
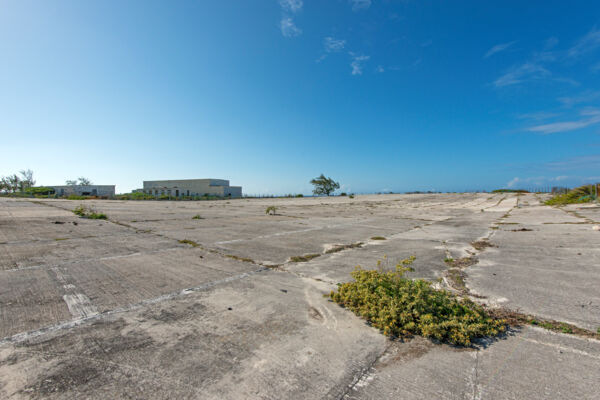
xmin=1 ymin=0 xmax=600 ymax=195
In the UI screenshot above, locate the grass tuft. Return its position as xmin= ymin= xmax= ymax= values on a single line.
xmin=371 ymin=236 xmax=386 ymax=241
xmin=178 ymin=239 xmax=199 ymax=247
xmin=329 ymin=256 xmax=506 ymax=346
xmin=73 ymin=205 xmax=107 ymax=220
xmin=192 ymin=214 xmax=203 ymax=219
xmin=289 ymin=254 xmax=320 ymax=262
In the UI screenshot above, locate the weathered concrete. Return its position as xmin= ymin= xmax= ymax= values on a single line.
xmin=0 ymin=194 xmax=599 ymax=399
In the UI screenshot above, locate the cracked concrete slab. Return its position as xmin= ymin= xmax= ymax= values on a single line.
xmin=1 ymin=193 xmax=599 ymax=399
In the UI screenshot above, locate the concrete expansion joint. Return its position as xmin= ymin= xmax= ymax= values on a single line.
xmin=339 ymin=342 xmax=394 ymax=399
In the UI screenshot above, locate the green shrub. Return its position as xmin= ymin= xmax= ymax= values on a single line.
xmin=329 ymin=257 xmax=506 ymax=346
xmin=72 ymin=204 xmax=107 ymax=219
xmin=192 ymin=214 xmax=203 ymax=219
xmin=25 ymin=186 xmax=55 ymax=196
xmin=349 ymin=194 xmax=355 ymax=199
xmin=545 ymin=185 xmax=597 ymax=205
xmin=371 ymin=236 xmax=386 ymax=240
xmin=266 ymin=206 xmax=277 ymax=215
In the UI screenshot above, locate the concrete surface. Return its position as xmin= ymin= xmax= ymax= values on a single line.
xmin=0 ymin=193 xmax=599 ymax=399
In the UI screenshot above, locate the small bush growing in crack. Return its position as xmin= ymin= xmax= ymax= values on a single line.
xmin=265 ymin=206 xmax=277 ymax=215
xmin=329 ymin=256 xmax=506 ymax=346
xmin=371 ymin=236 xmax=386 ymax=241
xmin=73 ymin=205 xmax=107 ymax=220
xmin=192 ymin=214 xmax=203 ymax=220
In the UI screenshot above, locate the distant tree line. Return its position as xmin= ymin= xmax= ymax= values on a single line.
xmin=0 ymin=169 xmax=35 ymax=193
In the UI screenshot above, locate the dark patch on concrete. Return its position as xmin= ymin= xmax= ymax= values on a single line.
xmin=376 ymin=338 xmax=434 ymax=368
xmin=471 ymin=240 xmax=496 ymax=251
xmin=308 ymin=307 xmax=323 ymax=321
xmin=23 ymin=361 xmax=105 ymax=397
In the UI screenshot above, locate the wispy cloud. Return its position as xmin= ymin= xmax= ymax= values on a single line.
xmin=484 ymin=41 xmax=516 ymax=58
xmin=507 ymin=175 xmax=570 ymax=188
xmin=280 ymin=18 xmax=301 ymax=37
xmin=557 ymin=90 xmax=600 ymax=107
xmin=350 ymin=53 xmax=370 ymax=75
xmin=375 ymin=65 xmax=385 ymax=73
xmin=517 ymin=111 xmax=562 ymax=121
xmin=544 ymin=37 xmax=559 ymax=50
xmin=546 ymin=154 xmax=600 ymax=170
xmin=278 ymin=0 xmax=303 ymax=38
xmin=493 ymin=62 xmax=551 ymax=87
xmin=567 ymin=27 xmax=600 ymax=58
xmin=324 ymin=37 xmax=346 ymax=53
xmin=527 ymin=108 xmax=600 ymax=134
xmin=279 ymin=0 xmax=303 ymax=13
xmin=350 ymin=0 xmax=371 ymax=12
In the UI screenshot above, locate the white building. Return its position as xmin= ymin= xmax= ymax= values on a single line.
xmin=51 ymin=185 xmax=115 ymax=197
xmin=140 ymin=179 xmax=242 ymax=198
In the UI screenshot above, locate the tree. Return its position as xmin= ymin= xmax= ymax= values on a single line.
xmin=78 ymin=177 xmax=92 ymax=185
xmin=6 ymin=174 xmax=20 ymax=193
xmin=310 ymin=174 xmax=340 ymax=196
xmin=18 ymin=169 xmax=35 ymax=191
xmin=66 ymin=177 xmax=92 ymax=185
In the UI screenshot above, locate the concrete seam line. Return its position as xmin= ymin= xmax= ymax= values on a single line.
xmin=0 ymin=268 xmax=266 ymax=347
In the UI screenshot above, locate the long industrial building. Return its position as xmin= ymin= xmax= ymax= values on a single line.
xmin=140 ymin=179 xmax=242 ymax=198
xmin=50 ymin=185 xmax=116 ymax=197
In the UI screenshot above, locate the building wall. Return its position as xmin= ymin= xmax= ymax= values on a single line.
xmin=142 ymin=179 xmax=242 ymax=198
xmin=51 ymin=185 xmax=115 ymax=197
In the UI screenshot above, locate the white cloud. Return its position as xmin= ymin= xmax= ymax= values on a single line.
xmin=279 ymin=0 xmax=303 ymax=13
xmin=278 ymin=0 xmax=302 ymax=38
xmin=507 ymin=175 xmax=573 ymax=188
xmin=493 ymin=62 xmax=551 ymax=87
xmin=350 ymin=54 xmax=370 ymax=75
xmin=350 ymin=0 xmax=371 ymax=12
xmin=506 ymin=177 xmax=520 ymax=188
xmin=567 ymin=27 xmax=600 ymax=58
xmin=324 ymin=37 xmax=346 ymax=52
xmin=375 ymin=65 xmax=384 ymax=73
xmin=484 ymin=41 xmax=516 ymax=58
xmin=527 ymin=109 xmax=600 ymax=134
xmin=517 ymin=111 xmax=561 ymax=121
xmin=280 ymin=17 xmax=301 ymax=37
xmin=557 ymin=90 xmax=600 ymax=107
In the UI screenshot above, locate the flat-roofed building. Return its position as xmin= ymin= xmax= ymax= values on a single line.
xmin=141 ymin=179 xmax=242 ymax=198
xmin=51 ymin=185 xmax=115 ymax=197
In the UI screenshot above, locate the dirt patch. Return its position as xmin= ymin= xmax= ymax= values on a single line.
xmin=445 ymin=256 xmax=478 ymax=269
xmin=489 ymin=308 xmax=600 ymax=340
xmin=471 ymin=240 xmax=496 ymax=251
xmin=376 ymin=337 xmax=434 ymax=368
xmin=22 ymin=361 xmax=106 ymax=397
xmin=289 ymin=254 xmax=320 ymax=263
xmin=324 ymin=242 xmax=363 ymax=254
